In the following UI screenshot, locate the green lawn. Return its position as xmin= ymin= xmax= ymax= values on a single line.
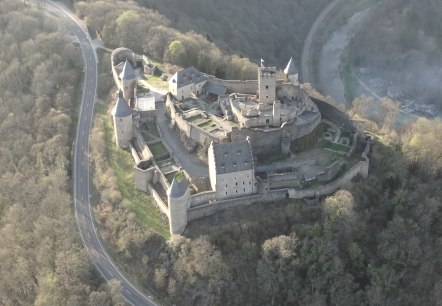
xmin=146 ymin=75 xmax=168 ymax=89
xmin=317 ymin=139 xmax=350 ymax=153
xmin=148 ymin=142 xmax=168 ymax=156
xmin=102 ymin=116 xmax=169 ymax=237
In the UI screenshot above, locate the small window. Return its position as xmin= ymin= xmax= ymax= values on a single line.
xmin=226 ymin=191 xmax=228 ymax=195
xmin=237 ymin=150 xmax=241 ymax=155
xmin=244 ymin=188 xmax=246 ymax=192
xmin=266 ymin=85 xmax=269 ymax=89
xmin=236 ymin=190 xmax=238 ymax=194
xmin=266 ymin=96 xmax=268 ymax=99
xmin=233 ymin=162 xmax=237 ymax=167
xmin=235 ymin=182 xmax=238 ymax=186
xmin=243 ymin=182 xmax=245 ymax=185
xmin=226 ymin=184 xmax=228 ymax=188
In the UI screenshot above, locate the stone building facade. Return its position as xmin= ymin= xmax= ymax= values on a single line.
xmin=168 ymin=66 xmax=208 ymax=100
xmin=208 ymin=140 xmax=255 ymax=200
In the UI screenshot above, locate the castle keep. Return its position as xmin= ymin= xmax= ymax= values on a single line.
xmin=110 ymin=48 xmax=371 ymax=235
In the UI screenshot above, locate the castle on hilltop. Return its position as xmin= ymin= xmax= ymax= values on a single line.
xmin=109 ymin=47 xmax=371 ymax=235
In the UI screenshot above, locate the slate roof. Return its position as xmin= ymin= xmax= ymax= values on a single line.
xmin=284 ymin=57 xmax=297 ymax=76
xmin=111 ymin=91 xmax=133 ymax=117
xmin=171 ymin=66 xmax=207 ymax=89
xmin=119 ymin=59 xmax=136 ymax=80
xmin=211 ymin=140 xmax=253 ymax=174
xmin=203 ymin=81 xmax=226 ymax=96
xmin=167 ymin=176 xmax=189 ymax=198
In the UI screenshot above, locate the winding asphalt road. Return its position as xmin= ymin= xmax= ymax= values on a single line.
xmin=300 ymin=0 xmax=344 ymax=83
xmin=46 ymin=2 xmax=159 ymax=305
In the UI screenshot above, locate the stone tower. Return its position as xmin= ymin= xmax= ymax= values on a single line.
xmin=112 ymin=91 xmax=134 ymax=149
xmin=284 ymin=57 xmax=298 ymax=83
xmin=167 ymin=175 xmax=191 ymax=235
xmin=258 ymin=64 xmax=276 ymax=105
xmin=119 ymin=59 xmax=136 ymax=104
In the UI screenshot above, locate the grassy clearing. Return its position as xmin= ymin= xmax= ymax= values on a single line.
xmin=148 ymin=142 xmax=168 ymax=156
xmin=146 ymin=75 xmax=169 ymax=89
xmin=100 ymin=109 xmax=169 ymax=237
xmin=317 ymin=139 xmax=350 ymax=153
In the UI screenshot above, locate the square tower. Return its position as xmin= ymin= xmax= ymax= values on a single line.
xmin=258 ymin=66 xmax=276 ymax=105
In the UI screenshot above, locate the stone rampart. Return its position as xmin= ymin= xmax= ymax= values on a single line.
xmin=231 ymin=114 xmax=320 ymax=157
xmin=187 ymin=190 xmax=288 ymax=222
xmin=190 ymin=191 xmax=216 ymax=207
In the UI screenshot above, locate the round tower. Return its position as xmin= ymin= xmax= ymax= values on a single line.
xmin=167 ymin=174 xmax=191 ymax=235
xmin=112 ymin=91 xmax=133 ymax=149
xmin=119 ymin=59 xmax=136 ymax=103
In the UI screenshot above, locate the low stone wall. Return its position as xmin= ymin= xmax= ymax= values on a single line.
xmin=147 ymin=183 xmax=169 ymax=216
xmin=288 ymin=159 xmax=368 ymax=199
xmin=134 ymin=130 xmax=153 ymax=161
xmin=190 ymin=191 xmax=216 ymax=207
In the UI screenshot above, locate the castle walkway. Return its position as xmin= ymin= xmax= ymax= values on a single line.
xmin=156 ymin=103 xmax=209 ymax=179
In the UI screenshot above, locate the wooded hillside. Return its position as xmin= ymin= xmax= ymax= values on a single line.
xmin=135 ymin=0 xmax=330 ymax=66
xmin=350 ymin=0 xmax=442 ymax=105
xmin=0 ymin=1 xmax=124 ymax=304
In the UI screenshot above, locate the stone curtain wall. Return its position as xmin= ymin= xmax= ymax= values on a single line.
xmin=190 ymin=191 xmax=217 ymax=207
xmin=186 ymin=139 xmax=371 ymax=223
xmin=310 ymin=96 xmax=354 ymax=130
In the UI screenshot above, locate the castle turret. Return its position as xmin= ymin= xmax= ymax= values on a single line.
xmin=284 ymin=57 xmax=298 ymax=83
xmin=258 ymin=63 xmax=276 ymax=105
xmin=112 ymin=91 xmax=134 ymax=149
xmin=167 ymin=174 xmax=191 ymax=235
xmin=119 ymin=59 xmax=136 ymax=103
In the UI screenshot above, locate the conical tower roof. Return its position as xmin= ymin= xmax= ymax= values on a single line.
xmin=284 ymin=57 xmax=297 ymax=76
xmin=119 ymin=59 xmax=136 ymax=80
xmin=167 ymin=175 xmax=189 ymax=198
xmin=112 ymin=91 xmax=133 ymax=117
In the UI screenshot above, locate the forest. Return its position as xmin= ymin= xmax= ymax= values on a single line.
xmin=0 ymin=1 xmax=125 ymax=305
xmin=350 ymin=0 xmax=442 ymax=105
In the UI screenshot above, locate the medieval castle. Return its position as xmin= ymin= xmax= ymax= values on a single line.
xmin=110 ymin=48 xmax=372 ymax=235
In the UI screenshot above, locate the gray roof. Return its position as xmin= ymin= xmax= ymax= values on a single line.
xmin=167 ymin=176 xmax=189 ymax=198
xmin=284 ymin=57 xmax=297 ymax=75
xmin=119 ymin=59 xmax=136 ymax=80
xmin=211 ymin=140 xmax=253 ymax=174
xmin=171 ymin=66 xmax=207 ymax=89
xmin=112 ymin=91 xmax=133 ymax=117
xmin=203 ymin=81 xmax=226 ymax=96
